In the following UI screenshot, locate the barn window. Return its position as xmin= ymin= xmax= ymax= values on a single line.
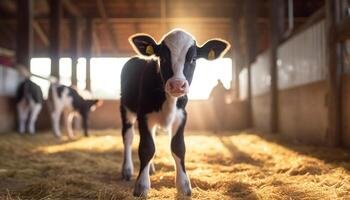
xmin=59 ymin=58 xmax=72 ymax=86
xmin=77 ymin=58 xmax=86 ymax=91
xmin=30 ymin=58 xmax=51 ymax=98
xmin=30 ymin=57 xmax=232 ymax=100
xmin=90 ymin=57 xmax=127 ymax=99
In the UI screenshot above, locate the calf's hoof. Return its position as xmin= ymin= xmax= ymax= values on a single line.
xmin=29 ymin=131 xmax=35 ymax=135
xmin=149 ymin=163 xmax=156 ymax=175
xmin=133 ymin=183 xmax=150 ymax=197
xmin=177 ymin=180 xmax=192 ymax=197
xmin=121 ymin=168 xmax=133 ymax=181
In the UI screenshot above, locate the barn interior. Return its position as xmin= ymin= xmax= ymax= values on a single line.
xmin=1 ymin=0 xmax=350 ymax=199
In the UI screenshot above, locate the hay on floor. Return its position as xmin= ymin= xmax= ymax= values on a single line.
xmin=0 ymin=129 xmax=350 ymax=199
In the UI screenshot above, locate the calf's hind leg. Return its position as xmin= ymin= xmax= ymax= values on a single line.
xmin=120 ymin=105 xmax=136 ymax=181
xmin=28 ymin=103 xmax=42 ymax=134
xmin=17 ymin=100 xmax=29 ymax=134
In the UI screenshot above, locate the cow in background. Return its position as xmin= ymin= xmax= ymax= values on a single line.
xmin=120 ymin=29 xmax=230 ymax=197
xmin=48 ymin=83 xmax=102 ymax=138
xmin=16 ymin=78 xmax=43 ymax=134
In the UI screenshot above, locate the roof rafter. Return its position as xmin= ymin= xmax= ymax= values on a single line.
xmin=96 ymin=0 xmax=118 ymax=54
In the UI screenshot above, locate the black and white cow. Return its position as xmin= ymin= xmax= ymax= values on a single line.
xmin=48 ymin=83 xmax=101 ymax=138
xmin=120 ymin=29 xmax=230 ymax=197
xmin=16 ymin=78 xmax=43 ymax=134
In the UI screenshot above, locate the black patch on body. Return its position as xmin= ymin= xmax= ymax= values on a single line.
xmin=183 ymin=45 xmax=197 ymax=85
xmin=51 ymin=85 xmax=98 ymax=136
xmin=16 ymin=79 xmax=43 ymax=104
xmin=56 ymin=85 xmax=94 ymax=114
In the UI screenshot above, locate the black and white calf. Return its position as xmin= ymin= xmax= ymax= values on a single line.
xmin=16 ymin=79 xmax=43 ymax=134
xmin=120 ymin=29 xmax=230 ymax=197
xmin=48 ymin=83 xmax=101 ymax=138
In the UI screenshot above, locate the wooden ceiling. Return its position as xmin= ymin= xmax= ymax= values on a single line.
xmin=0 ymin=0 xmax=325 ymax=57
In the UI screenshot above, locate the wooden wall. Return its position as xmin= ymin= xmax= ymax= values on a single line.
xmin=0 ymin=98 xmax=249 ymax=134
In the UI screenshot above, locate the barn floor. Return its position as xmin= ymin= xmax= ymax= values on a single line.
xmin=0 ymin=130 xmax=350 ymax=200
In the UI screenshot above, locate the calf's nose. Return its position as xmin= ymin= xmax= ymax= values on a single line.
xmin=169 ymin=79 xmax=187 ymax=91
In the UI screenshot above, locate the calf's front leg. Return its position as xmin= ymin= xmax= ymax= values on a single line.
xmin=133 ymin=116 xmax=155 ymax=197
xmin=171 ymin=110 xmax=192 ymax=196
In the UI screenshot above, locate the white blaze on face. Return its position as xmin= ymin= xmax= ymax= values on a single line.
xmin=163 ymin=30 xmax=195 ymax=80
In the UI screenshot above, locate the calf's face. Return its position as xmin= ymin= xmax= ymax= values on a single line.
xmin=130 ymin=29 xmax=230 ymax=97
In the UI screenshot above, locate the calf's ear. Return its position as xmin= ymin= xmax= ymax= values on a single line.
xmin=197 ymin=39 xmax=230 ymax=60
xmin=129 ymin=34 xmax=159 ymax=57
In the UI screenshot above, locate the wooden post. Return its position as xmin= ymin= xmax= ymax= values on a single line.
xmin=269 ymin=0 xmax=285 ymax=133
xmin=244 ymin=0 xmax=258 ymax=127
xmin=325 ymin=0 xmax=341 ymax=146
xmin=231 ymin=1 xmax=243 ymax=99
xmin=85 ymin=18 xmax=93 ymax=91
xmin=49 ymin=0 xmax=63 ymax=79
xmin=70 ymin=18 xmax=79 ymax=87
xmin=16 ymin=0 xmax=33 ymax=68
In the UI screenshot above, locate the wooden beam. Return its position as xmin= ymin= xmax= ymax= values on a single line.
xmin=84 ymin=18 xmax=93 ymax=91
xmin=70 ymin=18 xmax=79 ymax=87
xmin=269 ymin=0 xmax=285 ymax=133
xmin=325 ymin=0 xmax=341 ymax=146
xmin=62 ymin=0 xmax=82 ymax=17
xmin=93 ymin=31 xmax=101 ymax=56
xmin=16 ymin=0 xmax=33 ymax=68
xmin=96 ymin=0 xmax=118 ymax=54
xmin=103 ymin=17 xmax=232 ymax=24
xmin=244 ymin=0 xmax=258 ymax=64
xmin=7 ymin=0 xmax=48 ymax=47
xmin=231 ymin=2 xmax=243 ymax=99
xmin=49 ymin=0 xmax=63 ymax=79
xmin=160 ymin=0 xmax=167 ymax=33
xmin=2 ymin=16 xmax=312 ymax=25
xmin=243 ymin=0 xmax=258 ymax=127
xmin=337 ymin=16 xmax=350 ymax=42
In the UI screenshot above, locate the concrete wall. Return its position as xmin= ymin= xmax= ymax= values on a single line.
xmin=252 ymin=93 xmax=271 ymax=132
xmin=0 ymin=97 xmax=16 ymax=133
xmin=278 ymin=81 xmax=328 ymax=145
xmin=250 ymin=81 xmax=328 ymax=145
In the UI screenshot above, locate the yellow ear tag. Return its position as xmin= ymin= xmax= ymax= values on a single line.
xmin=208 ymin=49 xmax=216 ymax=60
xmin=146 ymin=45 xmax=154 ymax=55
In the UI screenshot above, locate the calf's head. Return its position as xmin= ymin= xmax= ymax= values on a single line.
xmin=79 ymin=99 xmax=103 ymax=136
xmin=130 ymin=29 xmax=230 ymax=97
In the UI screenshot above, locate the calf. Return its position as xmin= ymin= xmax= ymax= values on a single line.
xmin=48 ymin=83 xmax=101 ymax=138
xmin=16 ymin=79 xmax=43 ymax=134
xmin=120 ymin=29 xmax=230 ymax=197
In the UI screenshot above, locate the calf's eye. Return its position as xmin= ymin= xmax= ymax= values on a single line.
xmin=190 ymin=58 xmax=196 ymax=64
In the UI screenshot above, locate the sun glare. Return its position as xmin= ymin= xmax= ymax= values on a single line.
xmin=30 ymin=57 xmax=232 ymax=100
xmin=189 ymin=58 xmax=232 ymax=99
